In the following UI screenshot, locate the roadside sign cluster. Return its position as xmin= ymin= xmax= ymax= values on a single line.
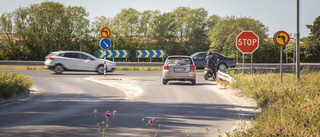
xmin=99 ymin=27 xmax=112 ymax=77
xmin=98 ymin=27 xmax=166 ymax=65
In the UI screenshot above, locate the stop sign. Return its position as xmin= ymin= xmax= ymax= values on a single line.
xmin=236 ymin=31 xmax=259 ymax=53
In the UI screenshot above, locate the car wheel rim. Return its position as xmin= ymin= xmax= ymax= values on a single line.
xmin=98 ymin=67 xmax=104 ymax=74
xmin=55 ymin=66 xmax=63 ymax=74
xmin=219 ymin=64 xmax=226 ymax=70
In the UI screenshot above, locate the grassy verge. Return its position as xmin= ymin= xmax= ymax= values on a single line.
xmin=0 ymin=65 xmax=207 ymax=72
xmin=116 ymin=66 xmax=163 ymax=71
xmin=227 ymin=70 xmax=320 ymax=136
xmin=0 ymin=65 xmax=46 ymax=70
xmin=0 ymin=72 xmax=33 ymax=99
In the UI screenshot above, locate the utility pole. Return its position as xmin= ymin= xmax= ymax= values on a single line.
xmin=296 ymin=0 xmax=300 ymax=81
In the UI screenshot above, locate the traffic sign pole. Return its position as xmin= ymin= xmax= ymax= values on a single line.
xmin=251 ymin=53 xmax=253 ymax=74
xmin=104 ymin=50 xmax=106 ymax=77
xmin=242 ymin=53 xmax=244 ymax=73
xmin=280 ymin=46 xmax=283 ymax=83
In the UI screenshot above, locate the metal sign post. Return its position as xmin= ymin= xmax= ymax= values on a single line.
xmin=104 ymin=50 xmax=107 ymax=77
xmin=280 ymin=46 xmax=283 ymax=83
xmin=251 ymin=53 xmax=253 ymax=74
xmin=242 ymin=53 xmax=244 ymax=73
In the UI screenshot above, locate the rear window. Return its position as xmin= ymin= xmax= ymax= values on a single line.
xmin=166 ymin=57 xmax=192 ymax=65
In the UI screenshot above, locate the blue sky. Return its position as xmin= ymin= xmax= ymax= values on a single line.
xmin=1 ymin=0 xmax=319 ymax=38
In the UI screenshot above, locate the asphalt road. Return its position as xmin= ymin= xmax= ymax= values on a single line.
xmin=0 ymin=70 xmax=254 ymax=137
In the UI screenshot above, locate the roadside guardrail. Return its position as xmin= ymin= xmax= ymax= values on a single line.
xmin=0 ymin=61 xmax=320 ymax=70
xmin=0 ymin=60 xmax=163 ymax=67
xmin=217 ymin=70 xmax=236 ymax=83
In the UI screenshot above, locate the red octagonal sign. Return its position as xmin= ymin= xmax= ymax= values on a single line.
xmin=236 ymin=31 xmax=259 ymax=54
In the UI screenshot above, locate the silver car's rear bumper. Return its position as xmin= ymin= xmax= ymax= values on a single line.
xmin=162 ymin=70 xmax=196 ymax=80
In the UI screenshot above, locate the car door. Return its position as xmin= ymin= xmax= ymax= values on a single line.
xmin=77 ymin=53 xmax=97 ymax=71
xmin=62 ymin=53 xmax=79 ymax=70
xmin=193 ymin=53 xmax=207 ymax=68
xmin=213 ymin=53 xmax=221 ymax=67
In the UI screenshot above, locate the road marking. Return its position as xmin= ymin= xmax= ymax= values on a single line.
xmin=84 ymin=77 xmax=143 ymax=99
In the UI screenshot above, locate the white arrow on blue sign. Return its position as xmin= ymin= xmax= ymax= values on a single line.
xmin=100 ymin=38 xmax=111 ymax=50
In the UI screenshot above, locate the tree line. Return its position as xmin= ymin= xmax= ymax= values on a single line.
xmin=0 ymin=1 xmax=319 ymax=63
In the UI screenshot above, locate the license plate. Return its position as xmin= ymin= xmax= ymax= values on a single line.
xmin=174 ymin=68 xmax=185 ymax=71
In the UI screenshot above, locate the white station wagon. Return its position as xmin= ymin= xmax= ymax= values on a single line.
xmin=44 ymin=51 xmax=116 ymax=74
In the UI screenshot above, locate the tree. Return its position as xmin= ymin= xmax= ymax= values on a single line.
xmin=0 ymin=1 xmax=91 ymax=60
xmin=303 ymin=16 xmax=320 ymax=62
xmin=0 ymin=12 xmax=18 ymax=59
xmin=208 ymin=16 xmax=270 ymax=62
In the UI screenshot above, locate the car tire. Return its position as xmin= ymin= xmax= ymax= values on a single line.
xmin=218 ymin=63 xmax=227 ymax=70
xmin=163 ymin=79 xmax=168 ymax=85
xmin=191 ymin=79 xmax=196 ymax=85
xmin=54 ymin=65 xmax=64 ymax=74
xmin=97 ymin=65 xmax=104 ymax=75
xmin=204 ymin=74 xmax=209 ymax=80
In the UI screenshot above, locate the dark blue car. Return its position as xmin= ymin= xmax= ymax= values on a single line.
xmin=190 ymin=52 xmax=236 ymax=70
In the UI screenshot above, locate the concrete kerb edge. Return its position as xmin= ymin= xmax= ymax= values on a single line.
xmin=0 ymin=89 xmax=30 ymax=104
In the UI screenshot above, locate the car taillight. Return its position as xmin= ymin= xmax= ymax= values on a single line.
xmin=190 ymin=64 xmax=195 ymax=70
xmin=206 ymin=63 xmax=210 ymax=66
xmin=163 ymin=64 xmax=169 ymax=70
xmin=48 ymin=56 xmax=54 ymax=60
xmin=233 ymin=59 xmax=235 ymax=62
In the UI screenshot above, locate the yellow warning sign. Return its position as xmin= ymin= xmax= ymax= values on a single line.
xmin=101 ymin=27 xmax=111 ymax=38
xmin=273 ymin=31 xmax=290 ymax=46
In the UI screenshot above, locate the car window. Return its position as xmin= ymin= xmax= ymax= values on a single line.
xmin=213 ymin=53 xmax=219 ymax=59
xmin=63 ymin=53 xmax=77 ymax=58
xmin=167 ymin=57 xmax=192 ymax=65
xmin=78 ymin=53 xmax=92 ymax=60
xmin=195 ymin=53 xmax=207 ymax=60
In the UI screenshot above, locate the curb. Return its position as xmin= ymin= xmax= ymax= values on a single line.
xmin=0 ymin=89 xmax=30 ymax=104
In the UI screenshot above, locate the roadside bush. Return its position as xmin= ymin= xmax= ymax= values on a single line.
xmin=228 ymin=71 xmax=320 ymax=136
xmin=0 ymin=72 xmax=33 ymax=99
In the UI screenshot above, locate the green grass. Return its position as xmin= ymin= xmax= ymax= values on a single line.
xmin=0 ymin=65 xmax=46 ymax=70
xmin=115 ymin=66 xmax=163 ymax=71
xmin=0 ymin=72 xmax=33 ymax=99
xmin=227 ymin=70 xmax=320 ymax=136
xmin=0 ymin=65 xmax=163 ymax=71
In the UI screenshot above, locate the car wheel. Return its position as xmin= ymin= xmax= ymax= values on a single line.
xmin=163 ymin=79 xmax=168 ymax=85
xmin=191 ymin=79 xmax=196 ymax=85
xmin=97 ymin=65 xmax=104 ymax=75
xmin=218 ymin=63 xmax=227 ymax=70
xmin=204 ymin=74 xmax=209 ymax=80
xmin=54 ymin=65 xmax=64 ymax=74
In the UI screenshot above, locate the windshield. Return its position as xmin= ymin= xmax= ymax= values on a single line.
xmin=167 ymin=57 xmax=192 ymax=65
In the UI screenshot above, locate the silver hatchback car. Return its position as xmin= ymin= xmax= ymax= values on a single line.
xmin=162 ymin=55 xmax=196 ymax=85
